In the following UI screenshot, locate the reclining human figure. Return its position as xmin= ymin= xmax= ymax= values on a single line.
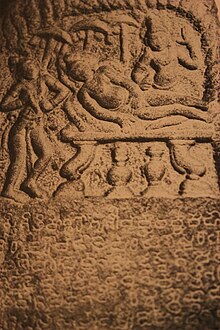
xmin=58 ymin=52 xmax=210 ymax=130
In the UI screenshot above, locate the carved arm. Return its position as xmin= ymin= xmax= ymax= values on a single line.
xmin=77 ymin=87 xmax=123 ymax=127
xmin=177 ymin=27 xmax=199 ymax=70
xmin=131 ymin=47 xmax=154 ymax=90
xmin=0 ymin=84 xmax=23 ymax=112
xmin=41 ymin=74 xmax=69 ymax=112
xmin=57 ymin=53 xmax=77 ymax=93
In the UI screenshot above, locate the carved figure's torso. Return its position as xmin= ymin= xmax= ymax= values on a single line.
xmin=84 ymin=68 xmax=130 ymax=110
xmin=152 ymin=45 xmax=178 ymax=88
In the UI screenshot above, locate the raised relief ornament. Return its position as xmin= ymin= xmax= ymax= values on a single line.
xmin=0 ymin=0 xmax=219 ymax=329
xmin=0 ymin=0 xmax=219 ymax=202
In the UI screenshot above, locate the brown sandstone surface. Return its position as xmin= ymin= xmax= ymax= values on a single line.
xmin=0 ymin=0 xmax=219 ymax=329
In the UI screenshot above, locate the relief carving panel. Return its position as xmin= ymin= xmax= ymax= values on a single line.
xmin=0 ymin=0 xmax=218 ymax=202
xmin=0 ymin=0 xmax=219 ymax=329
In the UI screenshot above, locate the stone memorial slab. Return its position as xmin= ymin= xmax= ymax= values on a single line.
xmin=0 ymin=0 xmax=219 ymax=329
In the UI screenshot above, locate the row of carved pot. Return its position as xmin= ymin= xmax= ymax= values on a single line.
xmin=55 ymin=140 xmax=215 ymax=198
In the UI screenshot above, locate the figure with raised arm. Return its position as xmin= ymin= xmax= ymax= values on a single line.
xmin=0 ymin=57 xmax=68 ymax=202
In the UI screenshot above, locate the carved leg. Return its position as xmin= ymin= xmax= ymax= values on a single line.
xmin=2 ymin=125 xmax=30 ymax=203
xmin=54 ymin=142 xmax=97 ymax=199
xmin=169 ymin=140 xmax=214 ymax=197
xmin=142 ymin=143 xmax=166 ymax=197
xmin=22 ymin=124 xmax=53 ymax=199
xmin=106 ymin=143 xmax=133 ymax=199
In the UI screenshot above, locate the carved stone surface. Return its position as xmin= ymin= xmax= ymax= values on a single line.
xmin=0 ymin=198 xmax=220 ymax=330
xmin=0 ymin=0 xmax=219 ymax=329
xmin=0 ymin=0 xmax=219 ymax=201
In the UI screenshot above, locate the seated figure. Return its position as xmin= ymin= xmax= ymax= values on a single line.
xmin=132 ymin=11 xmax=200 ymax=91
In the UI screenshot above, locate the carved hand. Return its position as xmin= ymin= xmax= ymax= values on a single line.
xmin=6 ymin=112 xmax=18 ymax=123
xmin=130 ymin=93 xmax=144 ymax=110
xmin=40 ymin=99 xmax=54 ymax=112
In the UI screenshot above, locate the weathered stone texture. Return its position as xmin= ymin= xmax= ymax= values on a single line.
xmin=0 ymin=0 xmax=219 ymax=329
xmin=0 ymin=198 xmax=220 ymax=329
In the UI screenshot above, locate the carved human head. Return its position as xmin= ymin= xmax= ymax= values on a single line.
xmin=147 ymin=31 xmax=170 ymax=50
xmin=18 ymin=58 xmax=40 ymax=80
xmin=145 ymin=12 xmax=171 ymax=50
xmin=64 ymin=53 xmax=98 ymax=81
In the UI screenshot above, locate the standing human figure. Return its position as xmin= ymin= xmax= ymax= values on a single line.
xmin=0 ymin=57 xmax=68 ymax=202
